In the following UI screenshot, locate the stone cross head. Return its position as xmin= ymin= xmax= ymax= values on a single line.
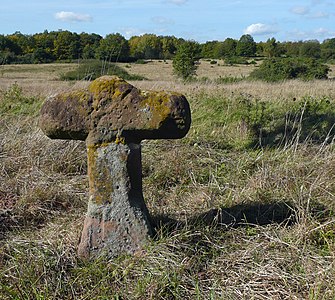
xmin=39 ymin=76 xmax=191 ymax=258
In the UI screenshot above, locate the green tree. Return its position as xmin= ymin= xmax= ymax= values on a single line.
xmin=129 ymin=34 xmax=162 ymax=60
xmin=0 ymin=34 xmax=21 ymax=55
xmin=282 ymin=41 xmax=302 ymax=57
xmin=321 ymin=38 xmax=335 ymax=61
xmin=160 ymin=35 xmax=180 ymax=59
xmin=236 ymin=34 xmax=256 ymax=57
xmin=53 ymin=30 xmax=81 ymax=60
xmin=33 ymin=30 xmax=56 ymax=62
xmin=263 ymin=37 xmax=280 ymax=58
xmin=218 ymin=38 xmax=237 ymax=57
xmin=201 ymin=41 xmax=219 ymax=58
xmin=0 ymin=34 xmax=22 ymax=63
xmin=7 ymin=32 xmax=33 ymax=55
xmin=300 ymin=40 xmax=321 ymax=59
xmin=79 ymin=32 xmax=102 ymax=59
xmin=173 ymin=41 xmax=200 ymax=80
xmin=32 ymin=47 xmax=54 ymax=63
xmin=96 ymin=33 xmax=129 ymax=62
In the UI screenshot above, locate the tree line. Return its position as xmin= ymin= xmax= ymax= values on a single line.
xmin=1 ymin=30 xmax=335 ymax=64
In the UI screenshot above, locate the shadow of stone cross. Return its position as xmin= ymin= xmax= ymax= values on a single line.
xmin=39 ymin=76 xmax=191 ymax=259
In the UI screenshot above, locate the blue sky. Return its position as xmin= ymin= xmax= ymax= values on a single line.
xmin=1 ymin=0 xmax=334 ymax=42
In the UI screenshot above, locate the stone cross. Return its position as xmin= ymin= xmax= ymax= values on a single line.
xmin=39 ymin=76 xmax=191 ymax=258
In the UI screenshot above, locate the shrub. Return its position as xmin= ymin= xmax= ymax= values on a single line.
xmin=135 ymin=59 xmax=148 ymax=64
xmin=224 ymin=56 xmax=250 ymax=65
xmin=60 ymin=59 xmax=146 ymax=81
xmin=249 ymin=57 xmax=330 ymax=82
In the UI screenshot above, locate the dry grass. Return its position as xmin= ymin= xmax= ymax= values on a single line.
xmin=0 ymin=63 xmax=335 ymax=299
xmin=0 ymin=60 xmax=333 ymax=94
xmin=132 ymin=78 xmax=335 ymax=104
xmin=327 ymin=63 xmax=335 ymax=78
xmin=0 ymin=63 xmax=77 ymax=97
xmin=117 ymin=59 xmax=256 ymax=81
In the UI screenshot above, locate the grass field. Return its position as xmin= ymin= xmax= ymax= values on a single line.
xmin=1 ymin=61 xmax=335 ymax=299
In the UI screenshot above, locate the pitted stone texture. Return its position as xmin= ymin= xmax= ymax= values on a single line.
xmin=39 ymin=76 xmax=191 ymax=145
xmin=78 ymin=142 xmax=152 ymax=258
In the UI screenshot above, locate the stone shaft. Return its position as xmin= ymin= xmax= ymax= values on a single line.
xmin=78 ymin=142 xmax=152 ymax=258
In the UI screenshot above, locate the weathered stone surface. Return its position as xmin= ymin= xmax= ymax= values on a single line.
xmin=78 ymin=142 xmax=152 ymax=258
xmin=39 ymin=76 xmax=191 ymax=259
xmin=39 ymin=76 xmax=191 ymax=145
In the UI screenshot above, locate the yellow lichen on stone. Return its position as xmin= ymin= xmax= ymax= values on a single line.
xmin=56 ymin=89 xmax=92 ymax=119
xmin=88 ymin=76 xmax=127 ymax=109
xmin=58 ymin=89 xmax=90 ymax=104
xmin=115 ymin=135 xmax=126 ymax=145
xmin=87 ymin=145 xmax=98 ymax=201
xmin=140 ymin=91 xmax=179 ymax=129
xmin=87 ymin=143 xmax=114 ymax=205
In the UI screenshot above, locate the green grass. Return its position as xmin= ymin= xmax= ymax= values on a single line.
xmin=0 ymin=83 xmax=43 ymax=116
xmin=0 ymin=78 xmax=335 ymax=299
xmin=188 ymin=90 xmax=335 ymax=150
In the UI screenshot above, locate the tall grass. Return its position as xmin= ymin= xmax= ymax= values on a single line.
xmin=0 ymin=76 xmax=334 ymax=299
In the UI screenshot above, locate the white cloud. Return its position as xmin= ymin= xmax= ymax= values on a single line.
xmin=288 ymin=27 xmax=335 ymax=40
xmin=165 ymin=0 xmax=188 ymax=5
xmin=314 ymin=27 xmax=335 ymax=36
xmin=311 ymin=0 xmax=325 ymax=5
xmin=151 ymin=16 xmax=174 ymax=25
xmin=119 ymin=27 xmax=146 ymax=39
xmin=54 ymin=11 xmax=92 ymax=22
xmin=289 ymin=4 xmax=330 ymax=20
xmin=290 ymin=6 xmax=310 ymax=15
xmin=309 ymin=11 xmax=329 ymax=18
xmin=243 ymin=23 xmax=278 ymax=36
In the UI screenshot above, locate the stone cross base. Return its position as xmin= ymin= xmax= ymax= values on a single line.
xmin=78 ymin=142 xmax=152 ymax=258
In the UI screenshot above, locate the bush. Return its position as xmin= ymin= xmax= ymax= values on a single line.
xmin=60 ymin=59 xmax=146 ymax=81
xmin=250 ymin=58 xmax=330 ymax=82
xmin=224 ymin=56 xmax=250 ymax=65
xmin=135 ymin=59 xmax=148 ymax=64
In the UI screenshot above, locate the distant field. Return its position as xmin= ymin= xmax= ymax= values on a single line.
xmin=116 ymin=59 xmax=258 ymax=81
xmin=1 ymin=59 xmax=333 ymax=97
xmin=0 ymin=59 xmax=257 ymax=83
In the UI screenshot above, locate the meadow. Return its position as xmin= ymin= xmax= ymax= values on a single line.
xmin=1 ymin=60 xmax=335 ymax=299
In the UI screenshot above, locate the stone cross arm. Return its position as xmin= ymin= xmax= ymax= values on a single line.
xmin=39 ymin=76 xmax=191 ymax=145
